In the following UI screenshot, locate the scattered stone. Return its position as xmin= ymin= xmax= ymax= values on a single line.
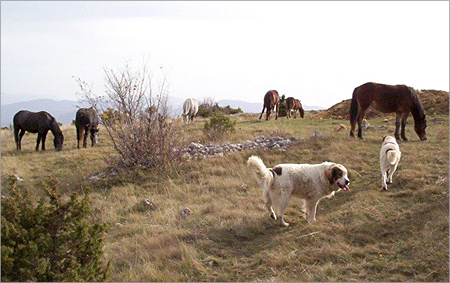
xmin=310 ymin=131 xmax=322 ymax=138
xmin=335 ymin=124 xmax=347 ymax=132
xmin=115 ymin=223 xmax=123 ymax=227
xmin=180 ymin=207 xmax=192 ymax=218
xmin=140 ymin=199 xmax=157 ymax=211
xmin=182 ymin=135 xmax=303 ymax=159
xmin=14 ymin=174 xmax=23 ymax=182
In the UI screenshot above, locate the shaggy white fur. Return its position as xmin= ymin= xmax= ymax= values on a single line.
xmin=380 ymin=135 xmax=401 ymax=191
xmin=247 ymin=156 xmax=350 ymax=226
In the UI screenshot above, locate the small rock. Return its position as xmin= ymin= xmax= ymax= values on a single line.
xmin=115 ymin=223 xmax=123 ymax=227
xmin=180 ymin=207 xmax=192 ymax=218
xmin=14 ymin=174 xmax=23 ymax=182
xmin=335 ymin=124 xmax=347 ymax=132
xmin=310 ymin=131 xmax=322 ymax=138
xmin=141 ymin=199 xmax=157 ymax=211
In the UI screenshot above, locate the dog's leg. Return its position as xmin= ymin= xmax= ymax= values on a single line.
xmin=276 ymin=193 xmax=291 ymax=227
xmin=381 ymin=170 xmax=388 ymax=190
xmin=304 ymin=198 xmax=319 ymax=223
xmin=264 ymin=191 xmax=276 ymax=220
xmin=387 ymin=166 xmax=397 ymax=185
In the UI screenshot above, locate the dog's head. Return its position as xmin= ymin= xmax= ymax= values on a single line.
xmin=382 ymin=135 xmax=397 ymax=146
xmin=324 ymin=163 xmax=350 ymax=191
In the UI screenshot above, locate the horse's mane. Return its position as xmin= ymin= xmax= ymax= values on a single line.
xmin=409 ymin=87 xmax=425 ymax=119
xmin=50 ymin=117 xmax=63 ymax=136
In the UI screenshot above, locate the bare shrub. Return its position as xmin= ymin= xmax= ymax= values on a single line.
xmin=76 ymin=61 xmax=184 ymax=169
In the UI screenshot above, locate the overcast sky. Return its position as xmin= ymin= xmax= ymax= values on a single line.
xmin=1 ymin=1 xmax=449 ymax=107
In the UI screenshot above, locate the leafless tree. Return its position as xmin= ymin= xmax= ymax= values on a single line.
xmin=76 ymin=61 xmax=184 ymax=169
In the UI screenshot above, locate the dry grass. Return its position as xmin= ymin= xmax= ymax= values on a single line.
xmin=1 ymin=113 xmax=448 ymax=282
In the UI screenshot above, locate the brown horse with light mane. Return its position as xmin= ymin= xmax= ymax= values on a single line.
xmin=258 ymin=90 xmax=280 ymax=120
xmin=349 ymin=82 xmax=427 ymax=141
xmin=286 ymin=97 xmax=305 ymax=119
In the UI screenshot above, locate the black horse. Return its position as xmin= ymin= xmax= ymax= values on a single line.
xmin=13 ymin=110 xmax=64 ymax=151
xmin=75 ymin=107 xmax=99 ymax=149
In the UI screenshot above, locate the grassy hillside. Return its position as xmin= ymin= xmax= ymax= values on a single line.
xmin=1 ymin=113 xmax=448 ymax=281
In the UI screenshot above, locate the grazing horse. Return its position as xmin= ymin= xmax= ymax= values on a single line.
xmin=258 ymin=90 xmax=280 ymax=120
xmin=75 ymin=107 xmax=99 ymax=149
xmin=349 ymin=82 xmax=427 ymax=141
xmin=286 ymin=97 xmax=305 ymax=119
xmin=182 ymin=98 xmax=199 ymax=124
xmin=13 ymin=110 xmax=64 ymax=151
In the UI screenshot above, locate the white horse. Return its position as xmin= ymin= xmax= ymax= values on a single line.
xmin=182 ymin=98 xmax=199 ymax=124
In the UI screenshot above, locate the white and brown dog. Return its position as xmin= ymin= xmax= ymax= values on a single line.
xmin=247 ymin=156 xmax=350 ymax=226
xmin=380 ymin=135 xmax=401 ymax=191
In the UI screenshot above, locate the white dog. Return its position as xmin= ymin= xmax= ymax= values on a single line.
xmin=247 ymin=156 xmax=350 ymax=226
xmin=380 ymin=135 xmax=401 ymax=191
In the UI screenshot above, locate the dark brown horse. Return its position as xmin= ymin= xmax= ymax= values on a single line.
xmin=13 ymin=110 xmax=64 ymax=151
xmin=349 ymin=82 xmax=427 ymax=141
xmin=75 ymin=107 xmax=99 ymax=149
xmin=286 ymin=97 xmax=305 ymax=119
xmin=258 ymin=90 xmax=280 ymax=120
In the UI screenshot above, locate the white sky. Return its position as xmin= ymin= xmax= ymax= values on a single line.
xmin=1 ymin=1 xmax=449 ymax=107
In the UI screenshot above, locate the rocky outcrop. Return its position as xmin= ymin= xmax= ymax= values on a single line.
xmin=181 ymin=136 xmax=304 ymax=159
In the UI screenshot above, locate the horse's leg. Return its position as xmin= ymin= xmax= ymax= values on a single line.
xmin=14 ymin=126 xmax=20 ymax=150
xmin=258 ymin=105 xmax=266 ymax=120
xmin=357 ymin=107 xmax=367 ymax=139
xmin=41 ymin=131 xmax=48 ymax=151
xmin=76 ymin=126 xmax=81 ymax=149
xmin=275 ymin=103 xmax=279 ymax=120
xmin=395 ymin=114 xmax=401 ymax=141
xmin=83 ymin=128 xmax=89 ymax=148
xmin=18 ymin=129 xmax=25 ymax=151
xmin=35 ymin=132 xmax=42 ymax=151
xmin=401 ymin=112 xmax=409 ymax=141
xmin=287 ymin=106 xmax=291 ymax=119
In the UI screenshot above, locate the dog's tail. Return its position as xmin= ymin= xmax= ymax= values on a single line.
xmin=247 ymin=155 xmax=273 ymax=188
xmin=386 ymin=150 xmax=399 ymax=165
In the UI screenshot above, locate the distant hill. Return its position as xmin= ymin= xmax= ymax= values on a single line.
xmin=1 ymin=99 xmax=87 ymax=127
xmin=1 ymin=97 xmax=325 ymax=127
xmin=313 ymin=89 xmax=449 ymax=120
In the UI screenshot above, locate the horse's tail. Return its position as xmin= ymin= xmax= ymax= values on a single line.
xmin=349 ymin=90 xmax=359 ymax=127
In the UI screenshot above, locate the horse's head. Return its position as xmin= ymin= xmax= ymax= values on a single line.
xmin=90 ymin=128 xmax=99 ymax=145
xmin=414 ymin=114 xmax=427 ymax=141
xmin=54 ymin=133 xmax=64 ymax=151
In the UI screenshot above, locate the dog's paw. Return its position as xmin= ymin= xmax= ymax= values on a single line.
xmin=386 ymin=180 xmax=392 ymax=185
xmin=270 ymin=213 xmax=277 ymax=220
xmin=380 ymin=186 xmax=388 ymax=191
xmin=280 ymin=220 xmax=290 ymax=227
xmin=307 ymin=218 xmax=316 ymax=224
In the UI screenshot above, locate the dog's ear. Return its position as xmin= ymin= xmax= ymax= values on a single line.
xmin=325 ymin=165 xmax=343 ymax=184
xmin=382 ymin=135 xmax=387 ymax=142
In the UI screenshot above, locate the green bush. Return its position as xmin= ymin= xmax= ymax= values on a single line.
xmin=278 ymin=94 xmax=288 ymax=117
xmin=197 ymin=101 xmax=242 ymax=118
xmin=1 ymin=179 xmax=109 ymax=282
xmin=203 ymin=114 xmax=236 ymax=141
